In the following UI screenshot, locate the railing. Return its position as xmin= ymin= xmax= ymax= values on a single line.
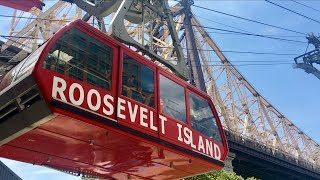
xmin=225 ymin=129 xmax=320 ymax=174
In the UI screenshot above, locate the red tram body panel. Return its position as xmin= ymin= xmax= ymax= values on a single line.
xmin=0 ymin=20 xmax=228 ymax=179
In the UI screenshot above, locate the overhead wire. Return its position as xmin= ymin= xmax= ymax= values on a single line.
xmin=198 ymin=49 xmax=299 ymax=56
xmin=194 ymin=14 xmax=305 ymax=38
xmin=0 ymin=36 xmax=32 ymax=50
xmin=202 ymin=63 xmax=293 ymax=67
xmin=0 ymin=14 xmax=71 ymax=22
xmin=0 ymin=4 xmax=302 ymax=62
xmin=167 ymin=59 xmax=293 ymax=67
xmin=156 ymin=46 xmax=299 ymax=56
xmin=204 ymin=31 xmax=305 ymax=38
xmin=290 ymin=0 xmax=320 ymax=14
xmin=176 ymin=22 xmax=307 ymax=44
xmin=0 ymin=12 xmax=307 ymax=44
xmin=0 ymin=33 xmax=299 ymax=56
xmin=192 ymin=4 xmax=308 ymax=36
xmin=0 ymin=35 xmax=41 ymax=39
xmin=265 ymin=0 xmax=320 ymax=24
xmin=194 ymin=14 xmax=251 ymax=33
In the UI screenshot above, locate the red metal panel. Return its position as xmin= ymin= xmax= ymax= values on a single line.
xmin=0 ymin=114 xmax=221 ymax=179
xmin=0 ymin=0 xmax=44 ymax=11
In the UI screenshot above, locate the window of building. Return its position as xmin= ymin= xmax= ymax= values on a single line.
xmin=189 ymin=93 xmax=222 ymax=143
xmin=121 ymin=54 xmax=154 ymax=107
xmin=43 ymin=28 xmax=113 ymax=90
xmin=159 ymin=75 xmax=186 ymax=123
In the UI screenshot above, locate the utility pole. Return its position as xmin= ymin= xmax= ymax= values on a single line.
xmin=182 ymin=0 xmax=207 ymax=92
xmin=294 ymin=33 xmax=320 ymax=80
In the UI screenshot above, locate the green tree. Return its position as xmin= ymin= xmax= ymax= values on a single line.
xmin=185 ymin=170 xmax=257 ymax=180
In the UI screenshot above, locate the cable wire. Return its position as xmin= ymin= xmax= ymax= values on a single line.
xmin=157 ymin=46 xmax=300 ymax=56
xmin=0 ymin=35 xmax=40 ymax=39
xmin=194 ymin=14 xmax=251 ymax=33
xmin=0 ymin=33 xmax=299 ymax=56
xmin=194 ymin=14 xmax=305 ymax=38
xmin=290 ymin=0 xmax=320 ymax=14
xmin=265 ymin=0 xmax=320 ymax=24
xmin=177 ymin=22 xmax=307 ymax=44
xmin=0 ymin=14 xmax=306 ymax=44
xmin=192 ymin=4 xmax=308 ymax=35
xmin=205 ymin=31 xmax=305 ymax=38
xmin=0 ymin=14 xmax=71 ymax=22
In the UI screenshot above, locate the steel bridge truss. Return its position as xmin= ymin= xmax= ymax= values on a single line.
xmin=1 ymin=0 xmax=319 ymax=172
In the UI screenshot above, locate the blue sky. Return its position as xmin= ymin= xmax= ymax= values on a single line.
xmin=1 ymin=0 xmax=320 ymax=179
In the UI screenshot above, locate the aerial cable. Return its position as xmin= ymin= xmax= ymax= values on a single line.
xmin=265 ymin=0 xmax=320 ymax=25
xmin=167 ymin=60 xmax=293 ymax=67
xmin=204 ymin=31 xmax=305 ymax=38
xmin=157 ymin=46 xmax=299 ymax=56
xmin=0 ymin=34 xmax=299 ymax=56
xmin=0 ymin=35 xmax=40 ymax=39
xmin=176 ymin=22 xmax=307 ymax=44
xmin=192 ymin=4 xmax=308 ymax=35
xmin=0 ymin=14 xmax=306 ymax=43
xmin=194 ymin=14 xmax=252 ymax=34
xmin=194 ymin=15 xmax=305 ymax=38
xmin=0 ymin=14 xmax=70 ymax=22
xmin=290 ymin=0 xmax=320 ymax=14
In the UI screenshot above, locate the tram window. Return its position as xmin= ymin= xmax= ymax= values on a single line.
xmin=189 ymin=93 xmax=222 ymax=143
xmin=43 ymin=28 xmax=113 ymax=90
xmin=121 ymin=54 xmax=154 ymax=107
xmin=14 ymin=45 xmax=45 ymax=81
xmin=159 ymin=75 xmax=187 ymax=123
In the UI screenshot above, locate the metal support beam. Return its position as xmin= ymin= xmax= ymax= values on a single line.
xmin=182 ymin=0 xmax=206 ymax=92
xmin=108 ymin=0 xmax=189 ymax=80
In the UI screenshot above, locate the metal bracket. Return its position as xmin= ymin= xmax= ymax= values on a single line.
xmin=293 ymin=63 xmax=320 ymax=80
xmin=63 ymin=0 xmax=120 ymax=18
xmin=108 ymin=0 xmax=189 ymax=80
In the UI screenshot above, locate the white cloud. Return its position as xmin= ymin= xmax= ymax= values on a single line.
xmin=0 ymin=158 xmax=80 ymax=180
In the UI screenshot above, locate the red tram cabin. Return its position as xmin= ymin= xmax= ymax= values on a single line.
xmin=0 ymin=20 xmax=228 ymax=179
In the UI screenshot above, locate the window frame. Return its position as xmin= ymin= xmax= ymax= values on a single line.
xmin=158 ymin=70 xmax=188 ymax=125
xmin=118 ymin=49 xmax=157 ymax=110
xmin=187 ymin=90 xmax=222 ymax=143
xmin=41 ymin=27 xmax=116 ymax=92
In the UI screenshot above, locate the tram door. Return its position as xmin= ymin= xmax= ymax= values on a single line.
xmin=157 ymin=73 xmax=192 ymax=152
xmin=117 ymin=50 xmax=159 ymax=138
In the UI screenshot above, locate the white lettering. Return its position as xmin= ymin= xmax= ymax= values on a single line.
xmin=198 ymin=135 xmax=205 ymax=153
xmin=184 ymin=127 xmax=196 ymax=149
xmin=177 ymin=123 xmax=183 ymax=142
xmin=205 ymin=139 xmax=213 ymax=158
xmin=214 ymin=144 xmax=221 ymax=160
xmin=87 ymin=89 xmax=101 ymax=111
xmin=51 ymin=77 xmax=224 ymax=161
xmin=117 ymin=97 xmax=126 ymax=119
xmin=128 ymin=101 xmax=138 ymax=123
xmin=69 ymin=83 xmax=84 ymax=106
xmin=150 ymin=111 xmax=158 ymax=131
xmin=52 ymin=76 xmax=67 ymax=102
xmin=103 ymin=94 xmax=114 ymax=116
xmin=140 ymin=107 xmax=148 ymax=128
xmin=159 ymin=115 xmax=167 ymax=134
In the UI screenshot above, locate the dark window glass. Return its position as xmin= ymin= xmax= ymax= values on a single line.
xmin=189 ymin=93 xmax=222 ymax=143
xmin=122 ymin=54 xmax=154 ymax=107
xmin=159 ymin=75 xmax=186 ymax=123
xmin=43 ymin=28 xmax=113 ymax=90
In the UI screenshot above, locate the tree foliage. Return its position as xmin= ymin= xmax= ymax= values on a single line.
xmin=185 ymin=170 xmax=257 ymax=180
